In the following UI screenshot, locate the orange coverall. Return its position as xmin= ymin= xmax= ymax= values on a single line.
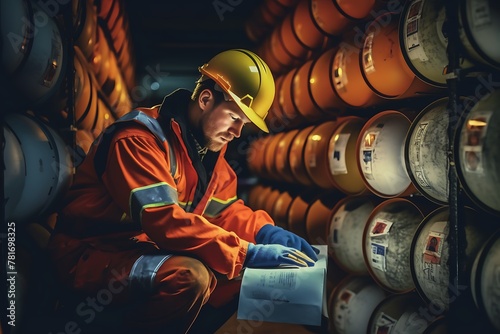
xmin=48 ymin=89 xmax=273 ymax=333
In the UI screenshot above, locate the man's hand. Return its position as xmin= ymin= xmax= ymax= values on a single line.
xmin=244 ymin=243 xmax=316 ymax=268
xmin=256 ymin=224 xmax=319 ymax=261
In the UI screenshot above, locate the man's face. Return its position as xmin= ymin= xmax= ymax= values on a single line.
xmin=201 ymin=100 xmax=250 ymax=152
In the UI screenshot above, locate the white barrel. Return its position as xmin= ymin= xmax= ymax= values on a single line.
xmin=328 ymin=195 xmax=377 ymax=275
xmin=471 ymin=230 xmax=500 ymax=331
xmin=4 ymin=112 xmax=73 ymax=222
xmin=3 ymin=125 xmax=26 ymax=221
xmin=1 ymin=0 xmax=30 ymax=73
xmin=363 ymin=198 xmax=425 ymax=294
xmin=328 ymin=275 xmax=387 ymax=334
xmin=458 ymin=0 xmax=500 ymax=71
xmin=410 ymin=206 xmax=497 ymax=310
xmin=368 ymin=292 xmax=430 ymax=334
xmin=399 ymin=0 xmax=473 ymax=86
xmin=358 ymin=110 xmax=416 ymax=198
xmin=10 ymin=1 xmax=66 ymax=106
xmin=455 ymin=89 xmax=500 ymax=216
xmin=405 ymin=97 xmax=472 ymax=204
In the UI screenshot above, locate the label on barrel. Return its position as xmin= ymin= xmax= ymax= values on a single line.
xmin=471 ymin=0 xmax=491 ymax=27
xmin=411 ymin=121 xmax=432 ymax=189
xmin=371 ymin=243 xmax=387 ymax=272
xmin=361 ymin=131 xmax=378 ymax=179
xmin=334 ymin=288 xmax=355 ymax=331
xmin=374 ymin=312 xmax=397 ymax=334
xmin=423 ymin=221 xmax=447 ymax=264
xmin=363 ymin=32 xmax=375 ymax=74
xmin=334 ymin=49 xmax=348 ymax=91
xmin=329 ymin=209 xmax=347 ymax=248
xmin=462 ymin=111 xmax=491 ymax=173
xmin=404 ymin=0 xmax=429 ymax=62
xmin=329 ymin=133 xmax=349 ymax=175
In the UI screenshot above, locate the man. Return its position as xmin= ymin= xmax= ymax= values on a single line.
xmin=48 ymin=49 xmax=318 ymax=333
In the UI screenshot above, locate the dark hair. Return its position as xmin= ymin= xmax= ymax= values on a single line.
xmin=191 ymin=77 xmax=225 ymax=106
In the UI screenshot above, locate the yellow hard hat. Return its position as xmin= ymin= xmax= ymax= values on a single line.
xmin=198 ymin=49 xmax=275 ymax=133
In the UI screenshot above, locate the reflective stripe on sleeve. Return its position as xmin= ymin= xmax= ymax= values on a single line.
xmin=204 ymin=196 xmax=238 ymax=218
xmin=130 ymin=182 xmax=178 ymax=224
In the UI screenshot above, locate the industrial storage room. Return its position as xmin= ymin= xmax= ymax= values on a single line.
xmin=1 ymin=0 xmax=500 ymax=333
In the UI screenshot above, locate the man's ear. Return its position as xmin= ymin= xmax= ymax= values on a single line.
xmin=198 ymin=89 xmax=213 ymax=111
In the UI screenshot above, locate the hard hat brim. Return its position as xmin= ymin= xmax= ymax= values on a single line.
xmin=227 ymin=90 xmax=269 ymax=133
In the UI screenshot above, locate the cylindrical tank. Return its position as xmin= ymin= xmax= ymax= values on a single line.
xmin=410 ymin=206 xmax=497 ymax=310
xmin=328 ymin=195 xmax=377 ymax=275
xmin=289 ymin=125 xmax=317 ymax=186
xmin=358 ymin=110 xmax=417 ymax=198
xmin=328 ymin=275 xmax=387 ymax=334
xmin=363 ymin=198 xmax=425 ymax=294
xmin=455 ymin=89 xmax=500 ymax=216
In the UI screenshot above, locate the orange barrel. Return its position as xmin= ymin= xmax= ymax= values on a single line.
xmin=311 ymin=0 xmax=376 ymax=36
xmin=9 ymin=1 xmax=66 ymax=107
xmin=357 ymin=110 xmax=417 ymax=198
xmin=269 ymin=24 xmax=300 ymax=71
xmin=279 ymin=67 xmax=307 ymax=126
xmin=303 ymin=117 xmax=367 ymax=192
xmin=292 ymin=0 xmax=329 ymax=52
xmin=471 ymin=230 xmax=500 ymax=332
xmin=266 ymin=75 xmax=288 ymax=131
xmin=313 ymin=116 xmax=367 ymax=194
xmin=362 ymin=11 xmax=442 ymax=99
xmin=73 ymin=0 xmax=97 ymax=60
xmin=3 ymin=123 xmax=26 ymax=221
xmin=258 ymin=38 xmax=286 ymax=75
xmin=305 ymin=191 xmax=344 ymax=245
xmin=4 ymin=112 xmax=73 ymax=223
xmin=368 ymin=292 xmax=430 ymax=334
xmin=410 ymin=206 xmax=498 ymax=310
xmin=292 ymin=58 xmax=325 ymax=122
xmin=279 ymin=13 xmax=311 ymax=61
xmin=251 ymin=184 xmax=274 ymax=211
xmin=247 ymin=135 xmax=271 ymax=178
xmin=75 ymin=129 xmax=96 ymax=157
xmin=328 ymin=195 xmax=377 ymax=275
xmin=405 ymin=97 xmax=472 ymax=205
xmin=309 ymin=47 xmax=347 ymax=116
xmin=289 ymin=125 xmax=317 ymax=186
xmin=332 ymin=43 xmax=384 ymax=108
xmin=262 ymin=188 xmax=283 ymax=218
xmin=303 ymin=120 xmax=339 ymax=189
xmin=455 ymin=89 xmax=500 ymax=216
xmin=288 ymin=190 xmax=321 ymax=240
xmin=458 ymin=0 xmax=500 ymax=71
xmin=247 ymin=184 xmax=266 ymax=210
xmin=92 ymin=25 xmax=112 ymax=88
xmin=328 ymin=275 xmax=387 ymax=334
xmin=1 ymin=0 xmax=30 ymax=74
xmin=92 ymin=97 xmax=115 ymax=137
xmin=362 ymin=198 xmax=425 ymax=294
xmin=74 ymin=47 xmax=99 ymax=131
xmin=275 ymin=128 xmax=299 ymax=183
xmin=271 ymin=189 xmax=296 ymax=229
xmin=264 ymin=132 xmax=286 ymax=180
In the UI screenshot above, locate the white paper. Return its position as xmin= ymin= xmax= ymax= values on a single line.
xmin=237 ymin=245 xmax=328 ymax=326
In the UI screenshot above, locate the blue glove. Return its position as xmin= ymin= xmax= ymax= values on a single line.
xmin=244 ymin=243 xmax=316 ymax=268
xmin=256 ymin=224 xmax=319 ymax=262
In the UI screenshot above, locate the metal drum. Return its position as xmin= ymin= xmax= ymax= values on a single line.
xmin=275 ymin=128 xmax=299 ymax=183
xmin=289 ymin=124 xmax=317 ymax=186
xmin=405 ymin=97 xmax=472 ymax=204
xmin=455 ymin=89 xmax=500 ymax=216
xmin=4 ymin=112 xmax=73 ymax=222
xmin=363 ymin=198 xmax=425 ymax=294
xmin=288 ymin=190 xmax=320 ymax=240
xmin=310 ymin=0 xmax=376 ymax=36
xmin=264 ymin=132 xmax=285 ymax=180
xmin=458 ymin=0 xmax=500 ymax=71
xmin=292 ymin=58 xmax=325 ymax=121
xmin=303 ymin=120 xmax=341 ymax=189
xmin=368 ymin=292 xmax=430 ymax=334
xmin=1 ymin=0 xmax=30 ymax=74
xmin=328 ymin=195 xmax=377 ymax=275
xmin=305 ymin=191 xmax=344 ymax=245
xmin=410 ymin=206 xmax=497 ymax=310
xmin=399 ymin=0 xmax=473 ymax=87
xmin=3 ymin=124 xmax=26 ymax=221
xmin=308 ymin=47 xmax=346 ymax=115
xmin=358 ymin=110 xmax=417 ymax=198
xmin=9 ymin=1 xmax=66 ymax=107
xmin=271 ymin=190 xmax=295 ymax=230
xmin=470 ymin=230 xmax=500 ymax=331
xmin=328 ymin=275 xmax=387 ymax=334
xmin=73 ymin=0 xmax=97 ymax=60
